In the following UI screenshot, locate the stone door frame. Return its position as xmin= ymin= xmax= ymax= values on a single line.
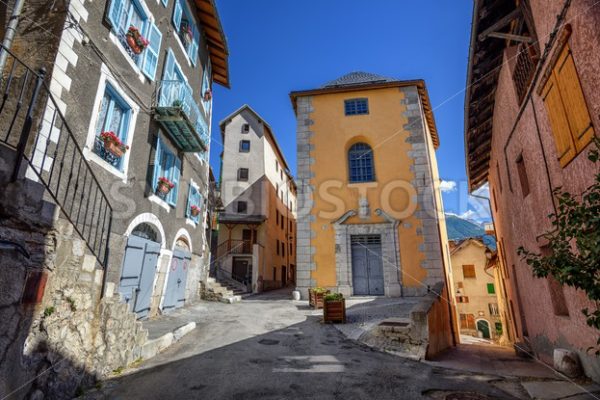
xmin=333 ymin=209 xmax=402 ymax=297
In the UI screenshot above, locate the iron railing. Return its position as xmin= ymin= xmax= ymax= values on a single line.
xmin=0 ymin=45 xmax=113 ymax=269
xmin=154 ymin=80 xmax=210 ymax=148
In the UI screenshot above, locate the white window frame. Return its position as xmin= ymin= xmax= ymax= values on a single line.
xmin=185 ymin=178 xmax=201 ymax=228
xmin=83 ymin=63 xmax=139 ymax=183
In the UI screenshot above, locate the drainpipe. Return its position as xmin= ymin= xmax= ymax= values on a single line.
xmin=0 ymin=0 xmax=25 ymax=73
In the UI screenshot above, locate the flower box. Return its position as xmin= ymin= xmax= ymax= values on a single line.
xmin=126 ymin=26 xmax=149 ymax=55
xmin=99 ymin=131 xmax=128 ymax=158
xmin=309 ymin=287 xmax=329 ymax=309
xmin=190 ymin=205 xmax=200 ymax=217
xmin=157 ymin=177 xmax=175 ymax=195
xmin=323 ymin=294 xmax=346 ymax=324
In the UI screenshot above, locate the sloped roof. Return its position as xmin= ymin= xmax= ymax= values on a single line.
xmin=194 ymin=0 xmax=230 ymax=88
xmin=321 ymin=71 xmax=399 ymax=88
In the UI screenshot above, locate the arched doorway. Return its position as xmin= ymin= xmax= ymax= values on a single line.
xmin=119 ymin=222 xmax=162 ymax=319
xmin=476 ymin=319 xmax=491 ymax=339
xmin=162 ymin=234 xmax=192 ymax=313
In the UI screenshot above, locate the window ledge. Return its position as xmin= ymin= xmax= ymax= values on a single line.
xmin=108 ymin=32 xmax=148 ymax=84
xmin=148 ymin=194 xmax=171 ymax=212
xmin=83 ymin=148 xmax=127 ymax=183
xmin=185 ymin=218 xmax=198 ymax=228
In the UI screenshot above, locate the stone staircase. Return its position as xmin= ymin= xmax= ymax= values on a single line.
xmin=201 ymin=277 xmax=243 ymax=304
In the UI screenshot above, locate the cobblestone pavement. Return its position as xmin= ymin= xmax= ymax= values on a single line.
xmin=83 ymin=290 xmax=600 ymax=400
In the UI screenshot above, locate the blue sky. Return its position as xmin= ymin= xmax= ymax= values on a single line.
xmin=209 ymin=0 xmax=490 ymax=222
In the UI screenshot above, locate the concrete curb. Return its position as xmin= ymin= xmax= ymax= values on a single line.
xmin=141 ymin=322 xmax=196 ymax=360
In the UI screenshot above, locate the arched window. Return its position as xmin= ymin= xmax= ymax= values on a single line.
xmin=348 ymin=143 xmax=375 ymax=183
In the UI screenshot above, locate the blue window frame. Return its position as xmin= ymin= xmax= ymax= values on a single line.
xmin=107 ymin=0 xmax=162 ymax=80
xmin=239 ymin=140 xmax=250 ymax=152
xmin=93 ymin=84 xmax=131 ymax=171
xmin=348 ymin=142 xmax=375 ymax=183
xmin=344 ymin=98 xmax=369 ymax=115
xmin=185 ymin=185 xmax=202 ymax=223
xmin=201 ymin=63 xmax=212 ymax=115
xmin=172 ymin=0 xmax=200 ymax=65
xmin=152 ymin=135 xmax=181 ymax=206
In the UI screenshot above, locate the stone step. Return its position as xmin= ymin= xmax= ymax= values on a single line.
xmin=219 ymin=295 xmax=242 ymax=304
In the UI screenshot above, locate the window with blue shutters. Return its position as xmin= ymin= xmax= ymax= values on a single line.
xmin=201 ymin=63 xmax=212 ymax=115
xmin=348 ymin=142 xmax=376 ymax=183
xmin=152 ymin=135 xmax=181 ymax=207
xmin=344 ymin=98 xmax=369 ymax=115
xmin=106 ymin=0 xmax=162 ymax=80
xmin=186 ymin=184 xmax=202 ymax=223
xmin=172 ymin=0 xmax=200 ymax=65
xmin=92 ymin=84 xmax=132 ymax=171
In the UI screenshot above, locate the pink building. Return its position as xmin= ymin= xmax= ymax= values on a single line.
xmin=465 ymin=0 xmax=600 ymax=380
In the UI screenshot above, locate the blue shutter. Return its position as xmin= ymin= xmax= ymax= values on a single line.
xmin=185 ymin=185 xmax=193 ymax=218
xmin=161 ymin=0 xmax=168 ymax=6
xmin=189 ymin=26 xmax=199 ymax=66
xmin=152 ymin=136 xmax=163 ymax=192
xmin=142 ymin=22 xmax=162 ymax=80
xmin=160 ymin=50 xmax=176 ymax=107
xmin=167 ymin=156 xmax=181 ymax=206
xmin=194 ymin=191 xmax=202 ymax=223
xmin=172 ymin=0 xmax=182 ymax=29
xmin=163 ymin=49 xmax=175 ymax=80
xmin=107 ymin=0 xmax=124 ymax=29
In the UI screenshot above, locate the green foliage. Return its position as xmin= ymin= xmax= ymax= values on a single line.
xmin=517 ymin=137 xmax=600 ymax=352
xmin=324 ymin=293 xmax=344 ymax=302
xmin=311 ymin=287 xmax=328 ymax=294
xmin=43 ymin=306 xmax=55 ymax=317
xmin=66 ymin=297 xmax=77 ymax=312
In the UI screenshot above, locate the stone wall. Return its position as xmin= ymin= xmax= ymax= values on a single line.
xmin=0 ymin=177 xmax=148 ymax=400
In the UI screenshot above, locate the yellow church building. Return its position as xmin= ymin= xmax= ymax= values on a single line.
xmin=290 ymin=72 xmax=450 ymax=299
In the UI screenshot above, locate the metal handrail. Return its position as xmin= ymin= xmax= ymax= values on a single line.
xmin=0 ymin=45 xmax=113 ymax=270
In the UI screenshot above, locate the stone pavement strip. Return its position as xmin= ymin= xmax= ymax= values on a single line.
xmin=80 ymin=290 xmax=600 ymax=400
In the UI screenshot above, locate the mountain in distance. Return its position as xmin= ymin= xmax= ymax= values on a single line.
xmin=445 ymin=213 xmax=496 ymax=249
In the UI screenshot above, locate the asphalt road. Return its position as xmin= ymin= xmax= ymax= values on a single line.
xmin=87 ymin=291 xmax=518 ymax=400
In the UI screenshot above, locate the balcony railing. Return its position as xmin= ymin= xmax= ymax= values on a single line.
xmin=152 ymin=80 xmax=209 ymax=153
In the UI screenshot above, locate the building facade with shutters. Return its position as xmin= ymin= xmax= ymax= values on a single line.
xmin=449 ymin=238 xmax=505 ymax=342
xmin=216 ymin=105 xmax=297 ymax=293
xmin=465 ymin=0 xmax=600 ymax=380
xmin=290 ymin=72 xmax=452 ymax=301
xmin=0 ymin=0 xmax=229 ymax=395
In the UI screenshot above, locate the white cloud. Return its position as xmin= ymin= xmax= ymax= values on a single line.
xmin=439 ymin=180 xmax=457 ymax=193
xmin=459 ymin=209 xmax=478 ymax=220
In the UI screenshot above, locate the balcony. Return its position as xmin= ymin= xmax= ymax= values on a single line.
xmin=152 ymin=80 xmax=209 ymax=153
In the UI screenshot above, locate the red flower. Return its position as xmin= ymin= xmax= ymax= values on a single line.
xmin=158 ymin=177 xmax=175 ymax=189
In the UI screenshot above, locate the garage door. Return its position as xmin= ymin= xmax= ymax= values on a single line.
xmin=351 ymin=235 xmax=384 ymax=296
xmin=162 ymin=247 xmax=191 ymax=312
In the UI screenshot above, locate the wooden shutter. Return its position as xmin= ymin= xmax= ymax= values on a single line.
xmin=142 ymin=22 xmax=162 ymax=81
xmin=167 ymin=156 xmax=181 ymax=206
xmin=152 ymin=136 xmax=163 ymax=192
xmin=542 ymin=75 xmax=576 ymax=167
xmin=462 ymin=264 xmax=476 ymax=278
xmin=107 ymin=0 xmax=124 ymax=29
xmin=172 ymin=0 xmax=182 ymax=29
xmin=554 ymin=46 xmax=594 ymax=153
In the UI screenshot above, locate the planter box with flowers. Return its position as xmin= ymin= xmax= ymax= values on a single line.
xmin=190 ymin=205 xmax=200 ymax=217
xmin=99 ymin=131 xmax=128 ymax=158
xmin=126 ymin=26 xmax=149 ymax=55
xmin=156 ymin=177 xmax=175 ymax=195
xmin=323 ymin=293 xmax=346 ymax=324
xmin=309 ymin=287 xmax=330 ymax=309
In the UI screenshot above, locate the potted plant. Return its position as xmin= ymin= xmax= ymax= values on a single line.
xmin=203 ymin=89 xmax=212 ymax=102
xmin=190 ymin=204 xmax=200 ymax=217
xmin=99 ymin=131 xmax=128 ymax=158
xmin=323 ymin=293 xmax=346 ymax=323
xmin=126 ymin=26 xmax=150 ymax=54
xmin=156 ymin=177 xmax=175 ymax=195
xmin=310 ymin=287 xmax=329 ymax=309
